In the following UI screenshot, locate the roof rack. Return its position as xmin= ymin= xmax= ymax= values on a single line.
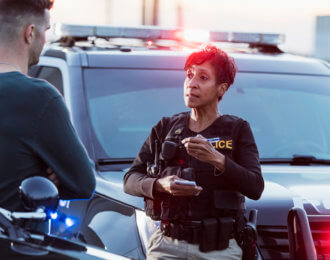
xmin=55 ymin=24 xmax=285 ymax=51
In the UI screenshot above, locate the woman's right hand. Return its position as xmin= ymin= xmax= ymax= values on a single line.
xmin=154 ymin=175 xmax=202 ymax=196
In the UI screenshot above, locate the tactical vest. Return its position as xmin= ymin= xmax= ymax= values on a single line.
xmin=145 ymin=112 xmax=245 ymax=221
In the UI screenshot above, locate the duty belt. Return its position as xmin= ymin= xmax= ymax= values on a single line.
xmin=161 ymin=220 xmax=203 ymax=244
xmin=160 ymin=218 xmax=235 ymax=249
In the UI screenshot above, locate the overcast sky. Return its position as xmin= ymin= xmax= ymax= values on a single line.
xmin=50 ymin=0 xmax=330 ymax=56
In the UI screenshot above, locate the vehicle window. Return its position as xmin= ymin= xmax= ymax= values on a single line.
xmin=84 ymin=69 xmax=330 ymax=160
xmin=53 ymin=194 xmax=144 ymax=259
xmin=28 ymin=66 xmax=64 ymax=95
xmin=84 ymin=69 xmax=187 ymax=159
xmin=221 ymin=74 xmax=330 ymax=159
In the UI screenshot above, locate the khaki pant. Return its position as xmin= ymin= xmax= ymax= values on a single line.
xmin=147 ymin=228 xmax=242 ymax=260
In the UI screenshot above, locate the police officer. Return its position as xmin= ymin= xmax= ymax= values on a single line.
xmin=124 ymin=45 xmax=264 ymax=259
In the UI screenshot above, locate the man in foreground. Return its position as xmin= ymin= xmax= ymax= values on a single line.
xmin=0 ymin=0 xmax=96 ymax=212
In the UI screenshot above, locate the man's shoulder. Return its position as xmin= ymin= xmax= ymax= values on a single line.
xmin=23 ymin=74 xmax=61 ymax=100
xmin=4 ymin=72 xmax=60 ymax=100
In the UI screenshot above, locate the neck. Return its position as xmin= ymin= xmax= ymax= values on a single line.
xmin=189 ymin=104 xmax=220 ymax=132
xmin=0 ymin=46 xmax=28 ymax=74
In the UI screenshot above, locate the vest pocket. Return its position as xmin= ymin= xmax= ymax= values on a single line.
xmin=145 ymin=198 xmax=161 ymax=220
xmin=213 ymin=190 xmax=245 ymax=210
xmin=200 ymin=218 xmax=218 ymax=252
xmin=199 ymin=217 xmax=234 ymax=252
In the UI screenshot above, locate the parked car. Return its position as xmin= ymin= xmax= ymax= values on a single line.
xmin=0 ymin=176 xmax=129 ymax=260
xmin=29 ymin=24 xmax=330 ymax=260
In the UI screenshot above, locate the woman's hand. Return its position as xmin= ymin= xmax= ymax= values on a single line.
xmin=46 ymin=167 xmax=60 ymax=187
xmin=182 ymin=134 xmax=226 ymax=172
xmin=154 ymin=175 xmax=202 ymax=196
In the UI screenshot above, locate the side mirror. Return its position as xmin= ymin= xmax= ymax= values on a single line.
xmin=10 ymin=177 xmax=59 ymax=256
xmin=20 ymin=176 xmax=59 ymax=213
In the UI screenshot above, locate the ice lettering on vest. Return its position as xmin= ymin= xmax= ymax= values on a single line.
xmin=207 ymin=137 xmax=233 ymax=150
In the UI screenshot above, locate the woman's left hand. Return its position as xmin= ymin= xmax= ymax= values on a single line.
xmin=182 ymin=134 xmax=216 ymax=163
xmin=182 ymin=134 xmax=226 ymax=172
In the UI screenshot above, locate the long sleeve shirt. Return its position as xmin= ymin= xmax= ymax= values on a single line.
xmin=0 ymin=71 xmax=96 ymax=211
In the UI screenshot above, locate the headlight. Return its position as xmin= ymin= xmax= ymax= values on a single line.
xmin=135 ymin=209 xmax=159 ymax=254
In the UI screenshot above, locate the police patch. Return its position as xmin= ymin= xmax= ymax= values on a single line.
xmin=175 ymin=128 xmax=183 ymax=135
xmin=207 ymin=137 xmax=233 ymax=150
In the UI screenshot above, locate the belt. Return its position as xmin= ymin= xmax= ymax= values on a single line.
xmin=160 ymin=220 xmax=202 ymax=244
xmin=160 ymin=219 xmax=234 ymax=244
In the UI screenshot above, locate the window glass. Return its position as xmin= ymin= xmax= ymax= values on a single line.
xmin=53 ymin=194 xmax=144 ymax=259
xmin=84 ymin=69 xmax=330 ymax=160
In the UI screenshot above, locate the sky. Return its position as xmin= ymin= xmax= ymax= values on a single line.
xmin=50 ymin=0 xmax=330 ymax=56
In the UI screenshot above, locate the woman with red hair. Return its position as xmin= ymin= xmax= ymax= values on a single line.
xmin=124 ymin=44 xmax=264 ymax=259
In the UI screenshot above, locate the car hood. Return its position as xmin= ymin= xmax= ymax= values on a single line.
xmin=249 ymin=164 xmax=330 ymax=225
xmin=96 ymin=164 xmax=330 ymax=226
xmin=0 ymin=233 xmax=130 ymax=260
xmin=96 ymin=170 xmax=145 ymax=209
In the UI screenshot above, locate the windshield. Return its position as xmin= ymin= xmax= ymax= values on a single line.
xmin=84 ymin=69 xmax=330 ymax=160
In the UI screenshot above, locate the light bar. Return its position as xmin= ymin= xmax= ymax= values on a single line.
xmin=210 ymin=31 xmax=285 ymax=45
xmin=56 ymin=24 xmax=179 ymax=40
xmin=55 ymin=23 xmax=285 ymax=46
xmin=182 ymin=30 xmax=210 ymax=43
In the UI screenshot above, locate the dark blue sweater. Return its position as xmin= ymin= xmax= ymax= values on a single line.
xmin=0 ymin=71 xmax=95 ymax=211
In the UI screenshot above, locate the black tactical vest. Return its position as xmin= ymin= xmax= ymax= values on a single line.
xmin=145 ymin=112 xmax=245 ymax=221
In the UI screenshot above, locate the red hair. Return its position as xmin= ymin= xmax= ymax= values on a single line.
xmin=184 ymin=44 xmax=237 ymax=89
